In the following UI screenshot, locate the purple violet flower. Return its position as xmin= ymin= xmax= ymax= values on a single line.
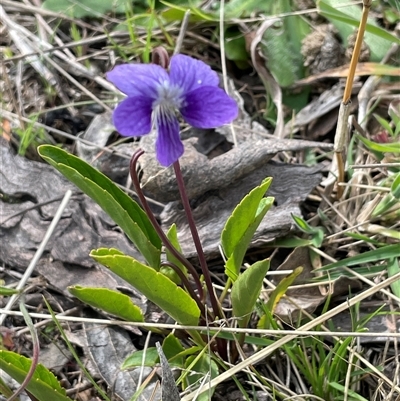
xmin=107 ymin=54 xmax=238 ymax=166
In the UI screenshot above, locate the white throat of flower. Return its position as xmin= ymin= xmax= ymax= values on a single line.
xmin=152 ymin=80 xmax=184 ymax=128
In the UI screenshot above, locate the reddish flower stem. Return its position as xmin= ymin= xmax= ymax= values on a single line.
xmin=130 ymin=150 xmax=205 ymax=304
xmin=173 ymin=160 xmax=227 ymax=359
xmin=172 ymin=161 xmax=223 ymax=319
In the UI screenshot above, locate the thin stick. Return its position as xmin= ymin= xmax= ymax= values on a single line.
xmin=0 ymin=190 xmax=72 ymax=325
xmin=219 ymin=0 xmax=229 ymax=94
xmin=219 ymin=0 xmax=238 ymax=147
xmin=3 ymin=308 xmax=400 ymax=338
xmin=173 ymin=9 xmax=191 ymax=55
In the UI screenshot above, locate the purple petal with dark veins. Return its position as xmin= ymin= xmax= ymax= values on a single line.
xmin=107 ymin=64 xmax=169 ymax=98
xmin=180 ymin=86 xmax=238 ymax=128
xmin=155 ymin=115 xmax=184 ymax=166
xmin=112 ymin=96 xmax=153 ymax=136
xmin=169 ymin=54 xmax=219 ymax=95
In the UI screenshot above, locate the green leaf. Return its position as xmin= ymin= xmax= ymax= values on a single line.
xmin=344 ymin=232 xmax=387 ymax=247
xmin=38 ymin=145 xmax=161 ymax=268
xmin=314 ymin=264 xmax=388 ymax=282
xmin=90 ymin=248 xmax=200 ymax=326
xmin=372 ymin=173 xmax=400 ymax=218
xmin=291 ymin=214 xmax=325 ymax=247
xmin=221 ymin=177 xmax=273 ymax=281
xmin=220 ymin=0 xmax=272 ymax=18
xmin=42 ymin=0 xmax=129 ymax=18
xmin=184 ymin=354 xmax=218 ymax=401
xmin=121 ymin=332 xmax=186 ymax=370
xmin=160 ymin=1 xmax=215 ymax=22
xmin=121 ymin=347 xmax=159 ymax=369
xmin=162 ymin=333 xmax=185 ymax=367
xmin=291 ymin=214 xmax=313 ymax=233
xmin=273 ymin=236 xmax=314 ymax=248
xmin=0 ymin=287 xmax=20 ymax=296
xmin=224 ymin=27 xmax=248 ymax=63
xmin=374 ymin=114 xmax=394 ymax=136
xmin=231 ymin=259 xmax=270 ymax=329
xmin=318 ymin=0 xmax=400 ymax=60
xmin=222 ymin=178 xmax=272 ymax=256
xmin=225 ymin=196 xmax=274 ymax=281
xmin=316 ymin=244 xmax=400 ymax=272
xmin=388 ymin=258 xmax=400 ymax=298
xmin=328 ymin=382 xmax=369 ymax=401
xmin=161 ymin=224 xmax=188 ymax=284
xmin=68 ymin=286 xmax=144 ymax=322
xmin=257 ymin=266 xmax=303 ymax=330
xmin=261 ymin=1 xmax=309 ymax=87
xmin=266 ymin=266 xmax=303 ymax=313
xmin=0 ymin=350 xmax=73 ymax=401
xmin=390 ymin=173 xmax=400 ymax=199
xmin=0 ymin=376 xmax=13 ymax=398
xmin=356 ymin=134 xmax=400 ymax=154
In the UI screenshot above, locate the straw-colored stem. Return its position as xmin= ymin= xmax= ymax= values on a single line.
xmin=335 ymin=0 xmax=371 ymax=198
xmin=342 ymin=0 xmax=372 ymax=103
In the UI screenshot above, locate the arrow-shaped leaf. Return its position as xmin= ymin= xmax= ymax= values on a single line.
xmin=231 ymin=259 xmax=270 ymax=329
xmin=91 ymin=248 xmax=200 ymax=326
xmin=0 ymin=350 xmax=73 ymax=401
xmin=69 ymin=286 xmax=144 ymax=322
xmin=221 ymin=178 xmax=274 ymax=281
xmin=38 ymin=145 xmax=161 ymax=268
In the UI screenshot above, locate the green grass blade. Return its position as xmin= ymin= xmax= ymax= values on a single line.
xmin=316 ymin=244 xmax=400 ymax=272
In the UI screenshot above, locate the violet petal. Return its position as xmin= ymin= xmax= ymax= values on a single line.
xmin=155 ymin=116 xmax=184 ymax=166
xmin=107 ymin=64 xmax=169 ymax=98
xmin=180 ymin=86 xmax=238 ymax=128
xmin=113 ymin=96 xmax=153 ymax=136
xmin=169 ymin=54 xmax=219 ymax=95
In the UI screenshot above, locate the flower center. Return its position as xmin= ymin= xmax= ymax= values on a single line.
xmin=152 ymin=80 xmax=183 ymax=126
xmin=154 ymin=80 xmax=183 ymax=107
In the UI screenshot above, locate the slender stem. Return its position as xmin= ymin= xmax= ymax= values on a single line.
xmin=336 ymin=0 xmax=371 ymax=198
xmin=130 ymin=150 xmax=204 ymax=301
xmin=219 ymin=277 xmax=232 ymax=304
xmin=172 ymin=161 xmax=222 ymax=318
xmin=342 ymin=0 xmax=371 ymax=103
xmin=173 ymin=160 xmax=227 ymax=359
xmin=8 ymin=301 xmax=40 ymax=401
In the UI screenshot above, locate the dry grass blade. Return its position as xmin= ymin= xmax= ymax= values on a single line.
xmin=3 ymin=309 xmax=400 ymax=339
xmin=0 ymin=5 xmax=65 ymax=102
xmin=181 ymin=271 xmax=400 ymax=400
